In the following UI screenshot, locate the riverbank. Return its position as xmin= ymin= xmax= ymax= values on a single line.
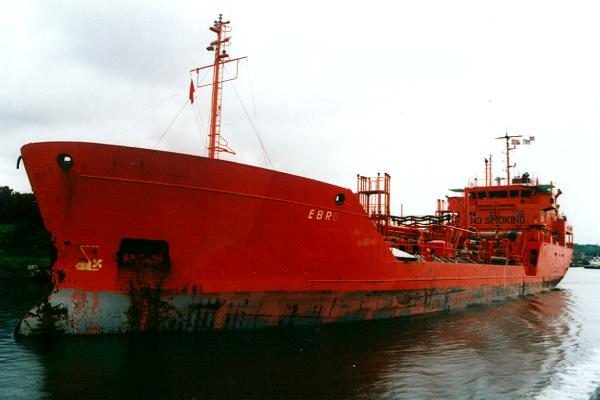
xmin=0 ymin=187 xmax=52 ymax=281
xmin=0 ymin=223 xmax=51 ymax=282
xmin=0 ymin=255 xmax=50 ymax=281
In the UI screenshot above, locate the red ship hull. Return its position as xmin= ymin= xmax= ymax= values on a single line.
xmin=16 ymin=142 xmax=572 ymax=335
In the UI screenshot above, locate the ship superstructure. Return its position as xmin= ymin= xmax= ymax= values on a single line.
xmin=360 ymin=135 xmax=573 ymax=271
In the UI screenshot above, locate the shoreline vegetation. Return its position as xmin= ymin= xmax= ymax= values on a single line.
xmin=0 ymin=186 xmax=52 ymax=282
xmin=571 ymin=243 xmax=600 ymax=267
xmin=0 ymin=186 xmax=597 ymax=280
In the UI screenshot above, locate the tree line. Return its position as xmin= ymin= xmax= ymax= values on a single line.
xmin=0 ymin=186 xmax=50 ymax=258
xmin=573 ymin=243 xmax=600 ymax=260
xmin=0 ymin=186 xmax=44 ymax=225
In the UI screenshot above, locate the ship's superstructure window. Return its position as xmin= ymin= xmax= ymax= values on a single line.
xmin=521 ymin=190 xmax=532 ymax=198
xmin=477 ymin=191 xmax=487 ymax=199
xmin=469 ymin=192 xmax=476 ymax=200
xmin=510 ymin=190 xmax=519 ymax=198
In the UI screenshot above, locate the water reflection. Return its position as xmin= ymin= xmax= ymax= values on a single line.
xmin=355 ymin=289 xmax=580 ymax=399
xmin=5 ymin=283 xmax=583 ymax=399
xmin=0 ymin=282 xmax=49 ymax=400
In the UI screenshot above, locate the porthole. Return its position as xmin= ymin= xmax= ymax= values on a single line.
xmin=335 ymin=193 xmax=345 ymax=206
xmin=57 ymin=153 xmax=74 ymax=169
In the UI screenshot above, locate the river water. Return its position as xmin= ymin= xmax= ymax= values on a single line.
xmin=1 ymin=268 xmax=600 ymax=399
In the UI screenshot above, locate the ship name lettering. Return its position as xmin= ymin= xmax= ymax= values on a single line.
xmin=307 ymin=208 xmax=338 ymax=222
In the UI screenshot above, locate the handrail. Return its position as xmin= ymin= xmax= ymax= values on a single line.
xmin=388 ymin=214 xmax=452 ymax=227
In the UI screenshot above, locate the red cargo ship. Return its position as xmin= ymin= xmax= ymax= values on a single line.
xmin=16 ymin=16 xmax=573 ymax=335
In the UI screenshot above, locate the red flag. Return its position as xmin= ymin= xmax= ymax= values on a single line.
xmin=189 ymin=79 xmax=195 ymax=104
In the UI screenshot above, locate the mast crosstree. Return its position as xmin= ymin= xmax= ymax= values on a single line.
xmin=190 ymin=14 xmax=247 ymax=159
xmin=495 ymin=132 xmax=522 ymax=184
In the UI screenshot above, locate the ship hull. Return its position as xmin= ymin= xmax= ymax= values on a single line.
xmin=17 ymin=278 xmax=562 ymax=335
xmin=15 ymin=142 xmax=572 ymax=335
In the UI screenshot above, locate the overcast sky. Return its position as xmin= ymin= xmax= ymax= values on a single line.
xmin=2 ymin=1 xmax=600 ymax=243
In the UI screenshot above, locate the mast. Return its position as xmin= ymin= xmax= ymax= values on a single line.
xmin=190 ymin=15 xmax=247 ymax=159
xmin=484 ymin=158 xmax=488 ymax=186
xmin=495 ymin=132 xmax=522 ymax=184
xmin=208 ymin=15 xmax=228 ymax=159
xmin=488 ymin=154 xmax=492 ymax=186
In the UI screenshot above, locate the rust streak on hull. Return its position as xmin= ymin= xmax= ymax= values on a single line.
xmin=17 ymin=279 xmax=563 ymax=336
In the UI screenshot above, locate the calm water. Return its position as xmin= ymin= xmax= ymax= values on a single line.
xmin=2 ymin=268 xmax=600 ymax=399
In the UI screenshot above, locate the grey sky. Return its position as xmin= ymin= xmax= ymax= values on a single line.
xmin=2 ymin=1 xmax=599 ymax=243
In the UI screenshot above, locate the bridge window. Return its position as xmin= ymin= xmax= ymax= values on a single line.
xmin=490 ymin=190 xmax=508 ymax=198
xmin=468 ymin=192 xmax=476 ymax=200
xmin=510 ymin=190 xmax=519 ymax=198
xmin=477 ymin=191 xmax=487 ymax=199
xmin=521 ymin=190 xmax=532 ymax=198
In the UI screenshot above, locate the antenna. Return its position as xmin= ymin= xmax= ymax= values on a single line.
xmin=495 ymin=131 xmax=522 ymax=184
